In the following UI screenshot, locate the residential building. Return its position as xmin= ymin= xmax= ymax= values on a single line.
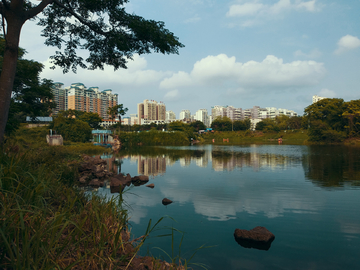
xmin=211 ymin=105 xmax=243 ymax=121
xmin=179 ymin=110 xmax=191 ymax=121
xmin=52 ymin=82 xmax=118 ymax=120
xmin=195 ymin=109 xmax=209 ymax=127
xmin=137 ymin=99 xmax=166 ymax=125
xmin=313 ymin=95 xmax=326 ymax=103
xmin=166 ymin=110 xmax=176 ymax=121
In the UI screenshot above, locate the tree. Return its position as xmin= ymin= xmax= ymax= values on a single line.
xmin=107 ymin=104 xmax=128 ymax=132
xmin=233 ymin=119 xmax=251 ymax=131
xmin=342 ymin=100 xmax=360 ymax=137
xmin=211 ymin=116 xmax=232 ymax=131
xmin=1 ymin=37 xmax=56 ymax=134
xmin=0 ymin=0 xmax=184 ymax=143
xmin=189 ymin=120 xmax=206 ymax=132
xmin=58 ymin=109 xmax=102 ymax=129
xmin=50 ymin=115 xmax=92 ymax=143
xmin=304 ymin=98 xmax=345 ymax=131
xmin=255 ymin=118 xmax=280 ymax=132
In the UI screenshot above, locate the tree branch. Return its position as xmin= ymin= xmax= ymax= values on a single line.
xmin=25 ymin=0 xmax=54 ymax=19
xmin=52 ymin=0 xmax=108 ymax=36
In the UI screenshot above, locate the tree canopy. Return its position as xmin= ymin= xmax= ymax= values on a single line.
xmin=303 ymin=98 xmax=360 ymax=142
xmin=58 ymin=109 xmax=103 ymax=129
xmin=0 ymin=0 xmax=184 ymax=143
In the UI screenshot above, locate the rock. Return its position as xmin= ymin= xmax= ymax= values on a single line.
xmin=110 ymin=185 xmax=124 ymax=193
xmin=132 ymin=175 xmax=149 ymax=186
xmin=162 ymin=198 xmax=173 ymax=205
xmin=146 ymin=183 xmax=155 ymax=188
xmin=110 ymin=177 xmax=123 ymax=187
xmin=88 ymin=179 xmax=100 ymax=187
xmin=234 ymin=226 xmax=275 ymax=251
xmin=79 ymin=175 xmax=89 ymax=184
xmin=113 ymin=173 xmax=132 ymax=186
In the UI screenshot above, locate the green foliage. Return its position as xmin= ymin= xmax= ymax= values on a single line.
xmin=255 ymin=116 xmax=304 ymax=132
xmin=342 ymin=99 xmax=360 ymax=137
xmin=119 ymin=130 xmax=190 ymax=147
xmin=211 ymin=116 xmax=232 ymax=131
xmin=303 ymin=98 xmax=360 ymax=142
xmin=58 ymin=109 xmax=103 ymax=129
xmin=1 ymin=37 xmax=56 ymax=135
xmin=189 ymin=120 xmax=206 ymax=131
xmin=36 ymin=1 xmax=184 ymax=73
xmin=255 ymin=118 xmax=280 ymax=132
xmin=233 ymin=119 xmax=251 ymax=131
xmin=0 ymin=0 xmax=184 ymax=143
xmin=304 ymin=98 xmax=345 ymax=132
xmin=51 ymin=116 xmax=92 ymax=143
xmin=107 ymin=104 xmax=128 ymax=121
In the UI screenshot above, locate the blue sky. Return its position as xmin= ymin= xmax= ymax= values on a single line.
xmin=21 ymin=0 xmax=360 ymax=117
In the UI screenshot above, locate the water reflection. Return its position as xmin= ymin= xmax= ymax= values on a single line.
xmin=303 ymin=145 xmax=360 ymax=188
xmin=96 ymin=145 xmax=360 ymax=269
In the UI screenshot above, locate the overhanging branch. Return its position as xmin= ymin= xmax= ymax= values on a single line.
xmin=52 ymin=0 xmax=108 ymax=36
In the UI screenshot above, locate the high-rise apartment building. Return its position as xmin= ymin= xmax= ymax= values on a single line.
xmin=52 ymin=82 xmax=118 ymax=120
xmin=211 ymin=105 xmax=242 ymax=121
xmin=179 ymin=110 xmax=191 ymax=121
xmin=52 ymin=82 xmax=66 ymax=115
xmin=166 ymin=110 xmax=176 ymax=121
xmin=137 ymin=99 xmax=166 ymax=124
xmin=195 ymin=109 xmax=209 ymax=127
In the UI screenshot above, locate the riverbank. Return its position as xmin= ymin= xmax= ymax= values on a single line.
xmin=0 ymin=126 xmax=184 ymax=269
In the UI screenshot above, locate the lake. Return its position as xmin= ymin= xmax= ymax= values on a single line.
xmin=96 ymin=144 xmax=360 ymax=270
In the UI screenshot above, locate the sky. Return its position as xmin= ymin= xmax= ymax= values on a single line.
xmin=20 ymin=0 xmax=360 ymax=117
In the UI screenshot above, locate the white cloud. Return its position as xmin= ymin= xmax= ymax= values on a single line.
xmin=294 ymin=48 xmax=322 ymax=59
xmin=318 ymin=88 xmax=336 ymax=98
xmin=164 ymin=90 xmax=180 ymax=101
xmin=40 ymin=54 xmax=169 ymax=89
xmin=227 ymin=2 xmax=264 ymax=17
xmin=334 ymin=35 xmax=360 ymax=55
xmin=226 ymin=0 xmax=321 ymax=26
xmin=160 ymin=54 xmax=326 ymax=90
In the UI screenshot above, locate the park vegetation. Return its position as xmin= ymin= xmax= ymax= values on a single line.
xmin=0 ymin=0 xmax=184 ymax=143
xmin=303 ymin=98 xmax=360 ymax=143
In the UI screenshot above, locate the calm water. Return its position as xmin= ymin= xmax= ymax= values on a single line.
xmin=96 ymin=144 xmax=360 ymax=270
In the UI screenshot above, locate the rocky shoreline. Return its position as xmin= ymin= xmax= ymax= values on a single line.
xmin=77 ymin=154 xmax=181 ymax=269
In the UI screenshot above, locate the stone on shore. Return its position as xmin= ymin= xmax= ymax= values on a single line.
xmin=146 ymin=183 xmax=155 ymax=188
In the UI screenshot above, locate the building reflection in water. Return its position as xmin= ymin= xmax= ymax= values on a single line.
xmin=137 ymin=156 xmax=166 ymax=177
xmin=107 ymin=150 xmax=302 ymax=176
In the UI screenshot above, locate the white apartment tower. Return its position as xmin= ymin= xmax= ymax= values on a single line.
xmin=179 ymin=110 xmax=191 ymax=120
xmin=195 ymin=109 xmax=209 ymax=127
xmin=166 ymin=110 xmax=176 ymax=121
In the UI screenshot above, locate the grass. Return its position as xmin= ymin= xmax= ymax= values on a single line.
xmin=1 ymin=126 xmax=199 ymax=269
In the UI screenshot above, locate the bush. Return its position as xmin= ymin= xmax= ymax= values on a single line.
xmin=51 ymin=116 xmax=92 ymax=143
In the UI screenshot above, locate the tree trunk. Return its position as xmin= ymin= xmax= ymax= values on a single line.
xmin=0 ymin=15 xmax=24 ymax=143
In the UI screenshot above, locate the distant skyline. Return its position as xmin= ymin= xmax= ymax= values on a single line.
xmin=20 ymin=0 xmax=360 ymax=117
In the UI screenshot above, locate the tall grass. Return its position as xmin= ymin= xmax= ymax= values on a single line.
xmin=1 ymin=127 xmax=190 ymax=269
xmin=0 ymin=145 xmax=136 ymax=269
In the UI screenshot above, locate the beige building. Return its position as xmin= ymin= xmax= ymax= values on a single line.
xmin=137 ymin=99 xmax=166 ymax=124
xmin=52 ymin=82 xmax=118 ymax=120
